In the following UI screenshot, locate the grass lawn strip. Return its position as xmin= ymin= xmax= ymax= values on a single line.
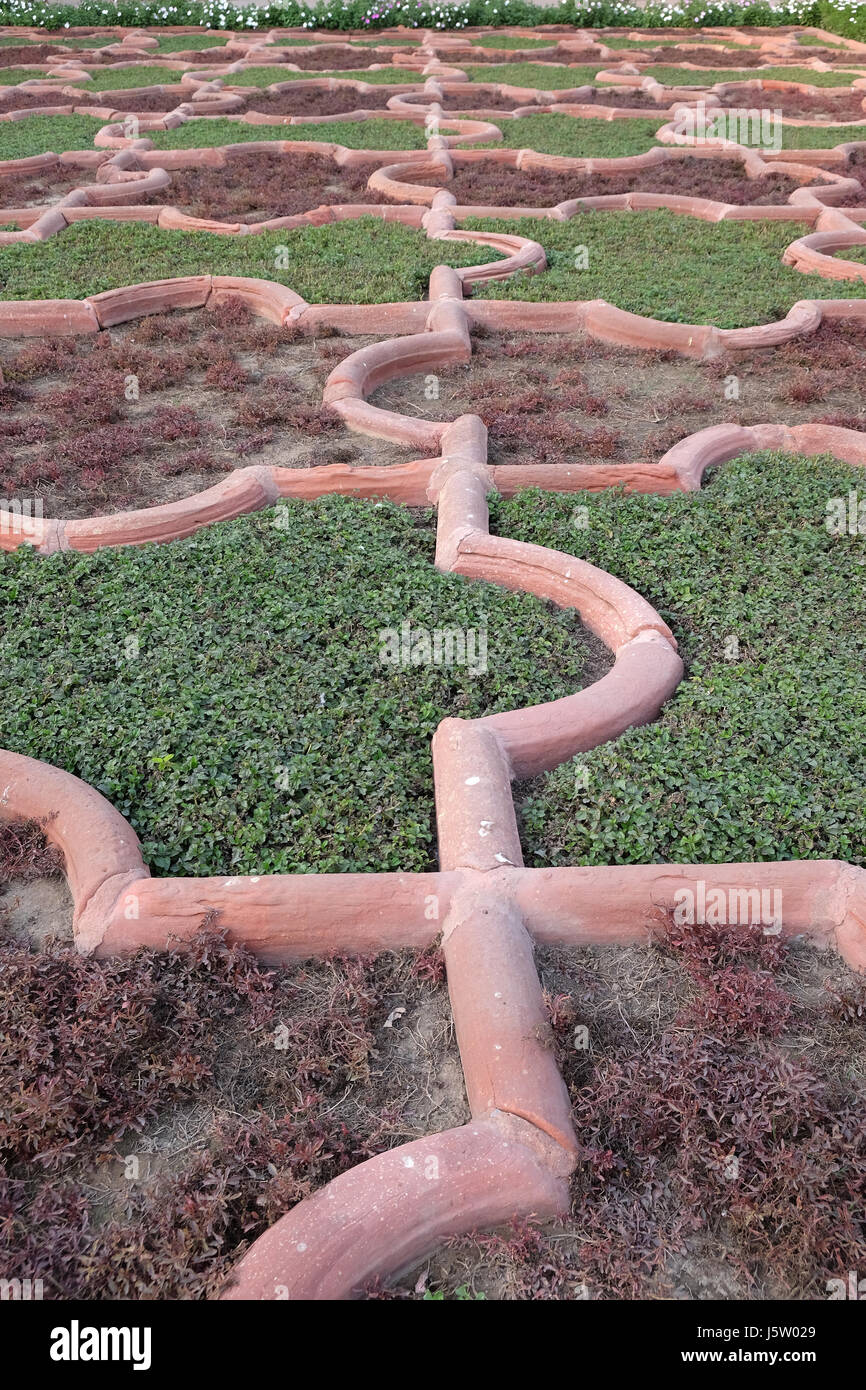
xmin=149 ymin=116 xmax=428 ymax=150
xmin=483 ymin=113 xmax=665 ymax=158
xmin=494 ymin=452 xmax=866 ymax=868
xmin=0 ymin=116 xmax=107 ymax=161
xmin=0 ymin=496 xmax=606 ymax=877
xmin=466 ymin=211 xmax=866 ymax=328
xmin=0 ymin=217 xmax=494 ymax=304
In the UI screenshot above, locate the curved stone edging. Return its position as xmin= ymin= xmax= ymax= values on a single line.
xmin=0 ymin=748 xmax=148 ymax=950
xmin=2 ymin=21 xmax=866 ymax=1301
xmin=221 ymin=1115 xmax=571 ymax=1300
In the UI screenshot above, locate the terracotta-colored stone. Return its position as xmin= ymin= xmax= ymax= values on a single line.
xmin=513 ymin=860 xmax=866 ymax=973
xmin=97 ymin=871 xmax=452 ymax=961
xmin=221 ymin=1117 xmax=570 ymax=1300
xmin=1 ymin=34 xmax=865 ymax=1306
xmin=432 ymin=719 xmax=521 ymax=874
xmin=450 ymin=530 xmax=677 ymax=651
xmin=442 ymin=882 xmax=577 ymax=1150
xmin=0 ymin=749 xmax=148 ymax=952
xmin=0 ymin=298 xmax=98 ymax=336
xmin=63 ymin=467 xmax=276 ymax=551
xmin=86 ymin=276 xmax=212 ymax=327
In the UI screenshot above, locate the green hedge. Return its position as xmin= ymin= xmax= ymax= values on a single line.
xmin=496 ymin=452 xmax=866 ymax=869
xmin=0 ymin=498 xmax=600 ymax=876
xmin=0 ymin=1 xmax=849 ymax=40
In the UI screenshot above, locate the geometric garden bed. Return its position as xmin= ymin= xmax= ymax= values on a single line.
xmin=1 ymin=12 xmax=866 ymax=1307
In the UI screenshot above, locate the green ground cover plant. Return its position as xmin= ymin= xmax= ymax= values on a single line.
xmin=149 ymin=116 xmax=428 ymax=149
xmin=0 ymin=67 xmax=68 ymax=83
xmin=0 ymin=497 xmax=602 ymax=876
xmin=30 ymin=35 xmax=106 ymax=48
xmin=795 ymin=29 xmax=848 ymax=44
xmin=0 ymin=115 xmax=106 ymax=160
xmin=154 ymin=31 xmax=235 ymax=49
xmin=228 ymin=64 xmax=423 ymax=84
xmin=780 ymin=123 xmax=866 ymax=148
xmin=640 ymin=63 xmax=865 ymax=86
xmin=484 ymin=113 xmax=664 ymax=157
xmin=466 ymin=210 xmax=866 ymax=327
xmin=465 ymin=62 xmax=605 ymax=86
xmin=493 ymin=452 xmax=866 ymax=867
xmin=0 ymin=66 xmax=81 ymax=83
xmin=0 ymin=217 xmax=490 ymax=301
xmin=72 ymin=64 xmax=191 ymax=89
xmin=469 ymin=33 xmax=557 ymax=47
xmin=600 ymin=36 xmax=696 ymax=48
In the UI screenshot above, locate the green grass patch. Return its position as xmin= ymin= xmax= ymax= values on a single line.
xmin=0 ymin=115 xmax=106 ymax=160
xmin=154 ymin=32 xmax=234 ymax=51
xmin=486 ymin=112 xmax=664 ymax=158
xmin=599 ymin=37 xmax=690 ymax=49
xmin=83 ymin=65 xmax=191 ymax=90
xmin=780 ymin=122 xmax=866 ymax=148
xmin=841 ymin=244 xmax=866 ymax=262
xmin=795 ymin=31 xmax=848 ymax=45
xmin=496 ymin=453 xmax=866 ymax=868
xmin=642 ymin=63 xmax=865 ymax=87
xmin=0 ymin=216 xmax=492 ymax=302
xmin=466 ymin=209 xmax=866 ymax=328
xmin=228 ymin=65 xmax=423 ymax=85
xmin=0 ymin=497 xmax=599 ymax=876
xmin=0 ymin=68 xmax=66 ymax=84
xmin=345 ymin=36 xmax=419 ymax=46
xmin=470 ymin=34 xmax=557 ymax=49
xmin=148 ymin=116 xmax=427 ymax=150
xmin=465 ymin=62 xmax=604 ymax=87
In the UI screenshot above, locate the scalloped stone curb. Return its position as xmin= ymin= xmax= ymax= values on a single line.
xmin=1 ymin=20 xmax=866 ymax=1302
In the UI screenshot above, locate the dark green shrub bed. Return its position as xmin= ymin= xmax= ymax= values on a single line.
xmin=0 ymin=496 xmax=607 ymax=876
xmin=494 ymin=452 xmax=866 ymax=868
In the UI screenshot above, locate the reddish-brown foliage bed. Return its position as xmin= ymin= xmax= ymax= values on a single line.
xmin=242 ymin=85 xmax=395 ymax=116
xmin=660 ymin=46 xmax=767 ymax=67
xmin=0 ymin=165 xmax=88 ymax=207
xmin=572 ymin=88 xmax=670 ymax=108
xmin=718 ymin=89 xmax=866 ymax=119
xmin=0 ymin=818 xmax=63 ymax=884
xmin=0 ymin=44 xmax=77 ymax=66
xmin=0 ymin=90 xmax=83 ymax=110
xmin=391 ymin=319 xmax=866 ymax=467
xmin=383 ymin=925 xmax=866 ymax=1300
xmin=439 ymin=89 xmax=541 ymax=111
xmin=0 ymin=299 xmax=375 ymax=515
xmin=0 ymin=910 xmax=451 ymax=1299
xmin=449 ymin=155 xmax=804 ymax=206
xmin=138 ymin=151 xmax=385 ymax=221
xmin=101 ymin=89 xmax=191 ymax=112
xmin=277 ymin=48 xmax=398 ymax=71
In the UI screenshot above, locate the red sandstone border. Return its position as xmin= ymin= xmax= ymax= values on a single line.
xmin=1 ymin=69 xmax=864 ymax=249
xmin=2 ymin=21 xmax=866 ymax=1300
xmin=1 ymin=256 xmax=866 ymax=1297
